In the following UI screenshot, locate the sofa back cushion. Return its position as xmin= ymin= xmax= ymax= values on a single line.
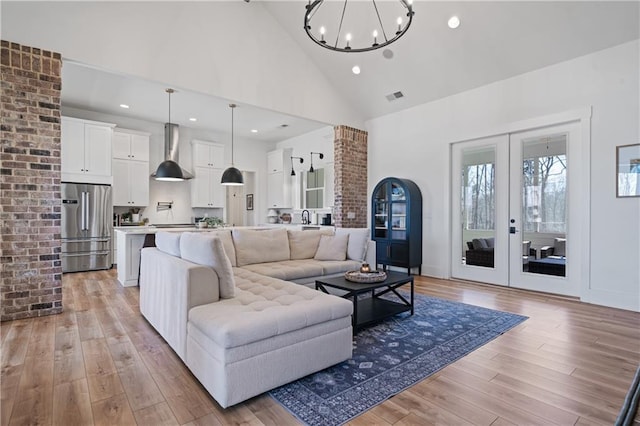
xmin=314 ymin=234 xmax=349 ymax=261
xmin=232 ymin=228 xmax=290 ymax=266
xmin=287 ymin=229 xmax=334 ymax=260
xmin=155 ymin=232 xmax=181 ymax=257
xmin=208 ymin=229 xmax=237 ymax=266
xmin=180 ymin=233 xmax=235 ymax=299
xmin=334 ymin=228 xmax=370 ymax=261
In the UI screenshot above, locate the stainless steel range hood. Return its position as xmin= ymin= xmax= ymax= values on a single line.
xmin=152 ymin=123 xmax=193 ymax=181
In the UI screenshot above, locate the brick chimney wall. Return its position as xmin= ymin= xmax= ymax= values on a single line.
xmin=1 ymin=40 xmax=63 ymax=321
xmin=333 ymin=125 xmax=368 ymax=228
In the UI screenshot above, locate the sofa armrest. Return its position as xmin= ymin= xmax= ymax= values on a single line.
xmin=139 ymin=247 xmax=220 ymax=361
xmin=540 ymin=246 xmax=554 ymax=258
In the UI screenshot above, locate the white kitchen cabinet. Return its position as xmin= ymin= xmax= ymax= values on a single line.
xmin=191 ymin=141 xmax=226 ymax=208
xmin=112 ymin=159 xmax=149 ymax=206
xmin=112 ymin=129 xmax=150 ymax=161
xmin=267 ymin=148 xmax=293 ymax=208
xmin=193 ymin=140 xmax=225 ymax=169
xmin=61 ymin=116 xmax=116 ymax=184
xmin=112 ymin=129 xmax=150 ymax=207
xmin=192 ymin=167 xmax=225 ymax=207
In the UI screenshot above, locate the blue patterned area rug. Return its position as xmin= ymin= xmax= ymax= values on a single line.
xmin=269 ymin=293 xmax=527 ymax=426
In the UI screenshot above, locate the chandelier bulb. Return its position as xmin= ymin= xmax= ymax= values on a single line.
xmin=372 ymin=29 xmax=379 ymax=46
xmin=345 ymin=32 xmax=352 ymax=49
xmin=396 ymin=17 xmax=403 ymax=34
xmin=319 ymin=26 xmax=326 ymax=43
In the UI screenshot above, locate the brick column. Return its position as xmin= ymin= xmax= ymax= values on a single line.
xmin=333 ymin=125 xmax=368 ymax=228
xmin=1 ymin=40 xmax=63 ymax=321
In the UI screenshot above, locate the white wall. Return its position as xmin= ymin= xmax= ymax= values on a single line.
xmin=63 ymin=106 xmax=273 ymax=224
xmin=2 ymin=1 xmax=363 ymax=128
xmin=366 ymin=40 xmax=640 ymax=311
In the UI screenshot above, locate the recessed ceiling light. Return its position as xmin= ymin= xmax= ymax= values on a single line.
xmin=352 ymin=65 xmax=361 ymax=75
xmin=189 ymin=117 xmax=197 ymax=122
xmin=448 ymin=16 xmax=460 ymax=29
xmin=119 ymin=104 xmax=130 ymax=109
xmin=251 ymin=129 xmax=258 ymax=133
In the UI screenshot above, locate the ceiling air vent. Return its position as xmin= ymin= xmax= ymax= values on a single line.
xmin=385 ymin=91 xmax=404 ymax=102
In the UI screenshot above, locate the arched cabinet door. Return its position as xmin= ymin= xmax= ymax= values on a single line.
xmin=371 ymin=177 xmax=422 ymax=275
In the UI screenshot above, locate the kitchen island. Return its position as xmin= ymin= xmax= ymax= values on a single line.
xmin=113 ymin=224 xmax=334 ymax=287
xmin=114 ymin=226 xmax=229 ymax=287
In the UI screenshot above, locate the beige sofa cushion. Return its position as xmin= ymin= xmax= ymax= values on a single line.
xmin=334 ymin=228 xmax=370 ymax=262
xmin=188 ymin=268 xmax=353 ymax=349
xmin=240 ymin=259 xmax=324 ymax=281
xmin=314 ymin=234 xmax=349 ymax=261
xmin=287 ymin=229 xmax=333 ymax=260
xmin=180 ymin=233 xmax=235 ymax=299
xmin=155 ymin=232 xmax=181 ymax=257
xmin=232 ymin=228 xmax=290 ymax=266
xmin=207 ymin=229 xmax=237 ymax=267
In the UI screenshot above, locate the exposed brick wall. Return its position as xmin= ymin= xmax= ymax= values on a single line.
xmin=1 ymin=40 xmax=63 ymax=321
xmin=333 ymin=125 xmax=368 ymax=228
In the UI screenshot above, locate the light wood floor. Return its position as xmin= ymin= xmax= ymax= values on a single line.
xmin=2 ymin=269 xmax=639 ymax=426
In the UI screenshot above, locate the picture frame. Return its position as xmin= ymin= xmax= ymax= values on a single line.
xmin=616 ymin=144 xmax=640 ymax=198
xmin=246 ymin=194 xmax=254 ymax=210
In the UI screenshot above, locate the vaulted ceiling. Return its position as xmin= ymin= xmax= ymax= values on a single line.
xmin=2 ymin=1 xmax=638 ymax=140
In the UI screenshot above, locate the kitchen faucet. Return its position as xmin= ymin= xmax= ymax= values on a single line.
xmin=301 ymin=210 xmax=310 ymax=225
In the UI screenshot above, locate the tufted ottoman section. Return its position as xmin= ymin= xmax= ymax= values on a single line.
xmin=185 ymin=268 xmax=353 ymax=408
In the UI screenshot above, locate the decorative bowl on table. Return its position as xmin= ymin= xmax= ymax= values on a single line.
xmin=344 ymin=270 xmax=387 ymax=283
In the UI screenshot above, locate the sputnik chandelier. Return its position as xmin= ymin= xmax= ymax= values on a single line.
xmin=304 ymin=0 xmax=415 ymax=53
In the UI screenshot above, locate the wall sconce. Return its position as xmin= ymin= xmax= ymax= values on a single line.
xmin=309 ymin=152 xmax=324 ymax=172
xmin=290 ymin=156 xmax=304 ymax=176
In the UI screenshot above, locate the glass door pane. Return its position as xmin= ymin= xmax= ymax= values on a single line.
xmin=461 ymin=147 xmax=496 ymax=268
xmin=521 ymin=135 xmax=567 ymax=277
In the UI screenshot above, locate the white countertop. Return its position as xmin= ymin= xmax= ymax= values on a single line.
xmin=114 ymin=224 xmax=336 ymax=234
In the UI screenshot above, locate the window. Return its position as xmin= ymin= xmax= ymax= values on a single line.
xmin=305 ymin=168 xmax=324 ymax=209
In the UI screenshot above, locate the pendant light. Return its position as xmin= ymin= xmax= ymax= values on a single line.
xmin=154 ymin=88 xmax=187 ymax=181
xmin=221 ymin=104 xmax=244 ymax=186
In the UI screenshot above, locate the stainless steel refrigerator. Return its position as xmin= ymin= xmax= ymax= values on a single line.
xmin=61 ymin=182 xmax=112 ymax=273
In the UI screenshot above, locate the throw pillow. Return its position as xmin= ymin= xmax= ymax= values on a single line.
xmin=484 ymin=237 xmax=495 ymax=248
xmin=232 ymin=228 xmax=290 ymax=266
xmin=314 ymin=234 xmax=349 ymax=261
xmin=180 ymin=233 xmax=235 ymax=299
xmin=155 ymin=232 xmax=181 ymax=257
xmin=554 ymin=238 xmax=566 ymax=257
xmin=472 ymin=238 xmax=488 ymax=250
xmin=209 ymin=229 xmax=237 ymax=266
xmin=288 ymin=229 xmax=333 ymax=260
xmin=334 ymin=228 xmax=370 ymax=261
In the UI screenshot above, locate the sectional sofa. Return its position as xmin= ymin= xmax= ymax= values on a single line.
xmin=139 ymin=227 xmax=376 ymax=408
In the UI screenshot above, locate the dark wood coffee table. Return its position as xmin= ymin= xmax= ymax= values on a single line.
xmin=315 ymin=271 xmax=414 ymax=332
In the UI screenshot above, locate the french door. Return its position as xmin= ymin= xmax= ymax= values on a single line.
xmin=451 ymin=121 xmax=583 ymax=296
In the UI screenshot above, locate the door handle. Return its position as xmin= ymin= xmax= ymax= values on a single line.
xmin=84 ymin=192 xmax=90 ymax=230
xmin=80 ymin=192 xmax=86 ymax=230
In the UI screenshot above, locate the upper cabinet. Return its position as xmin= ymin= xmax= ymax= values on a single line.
xmin=267 ymin=148 xmax=292 ymax=209
xmin=112 ymin=130 xmax=150 ymax=162
xmin=193 ymin=141 xmax=225 ymax=169
xmin=112 ymin=128 xmax=150 ymax=207
xmin=191 ymin=140 xmax=226 ymax=208
xmin=61 ymin=117 xmax=116 ymax=184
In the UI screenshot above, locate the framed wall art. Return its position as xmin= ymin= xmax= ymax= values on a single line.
xmin=617 ymin=143 xmax=640 ymax=198
xmin=246 ymin=193 xmax=254 ymax=210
